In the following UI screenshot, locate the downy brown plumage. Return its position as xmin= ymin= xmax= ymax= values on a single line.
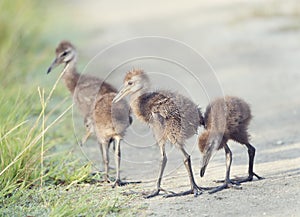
xmin=113 ymin=69 xmax=204 ymax=198
xmin=83 ymin=92 xmax=132 ymax=187
xmin=47 ymin=41 xmax=132 ymax=186
xmin=198 ymin=96 xmax=263 ymax=193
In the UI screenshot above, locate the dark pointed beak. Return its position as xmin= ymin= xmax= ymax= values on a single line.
xmin=47 ymin=58 xmax=58 ymax=74
xmin=200 ymin=165 xmax=207 ymax=177
xmin=200 ymin=145 xmax=214 ymax=177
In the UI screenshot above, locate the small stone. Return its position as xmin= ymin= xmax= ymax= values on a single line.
xmin=276 ymin=140 xmax=284 ymax=145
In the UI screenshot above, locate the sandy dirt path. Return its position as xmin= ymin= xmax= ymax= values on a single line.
xmin=55 ymin=0 xmax=300 ymax=216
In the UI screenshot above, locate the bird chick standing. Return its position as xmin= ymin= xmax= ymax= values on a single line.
xmin=198 ymin=96 xmax=263 ymax=193
xmin=113 ymin=69 xmax=204 ymax=198
xmin=47 ymin=41 xmax=132 ymax=186
xmin=82 ymin=92 xmax=132 ymax=187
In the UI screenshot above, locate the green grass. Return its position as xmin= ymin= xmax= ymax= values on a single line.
xmin=0 ymin=0 xmax=143 ymax=215
xmin=0 ymin=185 xmax=140 ymax=216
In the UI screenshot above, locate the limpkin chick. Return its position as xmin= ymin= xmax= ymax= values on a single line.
xmin=198 ymin=96 xmax=263 ymax=193
xmin=82 ymin=92 xmax=132 ymax=187
xmin=113 ymin=69 xmax=204 ymax=198
xmin=47 ymin=41 xmax=132 ymax=186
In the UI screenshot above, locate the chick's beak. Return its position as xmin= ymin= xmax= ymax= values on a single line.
xmin=200 ymin=164 xmax=207 ymax=177
xmin=200 ymin=144 xmax=214 ymax=177
xmin=80 ymin=130 xmax=92 ymax=146
xmin=112 ymin=85 xmax=131 ymax=103
xmin=200 ymin=154 xmax=210 ymax=177
xmin=47 ymin=58 xmax=59 ymax=74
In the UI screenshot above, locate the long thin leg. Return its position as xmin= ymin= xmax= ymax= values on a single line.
xmin=165 ymin=146 xmax=202 ymax=198
xmin=100 ymin=141 xmax=110 ymax=182
xmin=112 ymin=136 xmax=133 ymax=187
xmin=112 ymin=136 xmax=142 ymax=188
xmin=225 ymin=144 xmax=232 ymax=182
xmin=99 ymin=142 xmax=104 ymax=169
xmin=235 ymin=143 xmax=263 ymax=183
xmin=214 ymin=144 xmax=232 ymax=183
xmin=144 ymin=143 xmax=168 ymax=198
xmin=210 ymin=144 xmax=241 ymax=194
xmin=111 ymin=136 xmax=121 ymax=187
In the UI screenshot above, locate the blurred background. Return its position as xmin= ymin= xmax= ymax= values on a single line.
xmin=45 ymin=0 xmax=300 ymax=173
xmin=1 ymin=0 xmax=300 ymax=215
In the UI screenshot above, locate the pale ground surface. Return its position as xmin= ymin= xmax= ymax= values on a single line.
xmin=55 ymin=0 xmax=300 ymax=216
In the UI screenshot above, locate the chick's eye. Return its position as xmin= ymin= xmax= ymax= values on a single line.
xmin=128 ymin=81 xmax=133 ymax=85
xmin=61 ymin=51 xmax=68 ymax=57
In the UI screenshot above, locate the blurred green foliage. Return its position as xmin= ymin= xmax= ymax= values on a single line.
xmin=0 ymin=1 xmax=141 ymax=215
xmin=0 ymin=0 xmax=46 ymax=87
